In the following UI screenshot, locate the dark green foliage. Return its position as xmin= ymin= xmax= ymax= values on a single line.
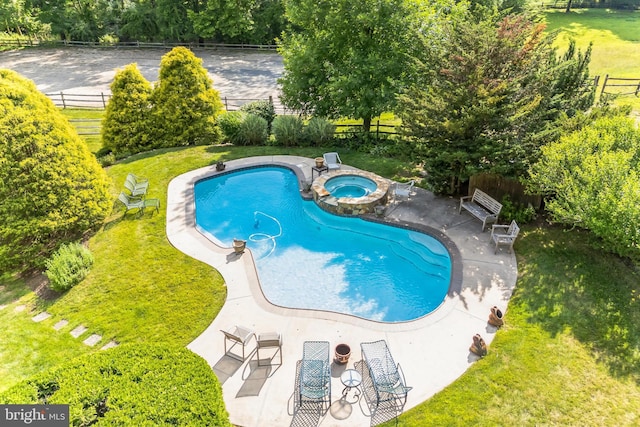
xmin=102 ymin=63 xmax=153 ymax=156
xmin=399 ymin=11 xmax=595 ymax=194
xmin=236 ymin=114 xmax=268 ymax=145
xmin=45 ymin=242 xmax=94 ymax=292
xmin=241 ymin=99 xmax=276 ymax=133
xmin=499 ymin=195 xmax=537 ymax=224
xmin=272 ymin=115 xmax=304 ymax=146
xmin=217 ymin=111 xmax=247 ymax=144
xmin=303 ymin=117 xmax=335 ymax=146
xmin=0 ymin=344 xmax=231 ymax=426
xmin=0 ymin=69 xmax=111 ymax=273
xmin=151 ymin=47 xmax=224 ymax=147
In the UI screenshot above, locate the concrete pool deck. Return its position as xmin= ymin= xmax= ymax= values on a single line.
xmin=166 ymin=155 xmax=518 ymax=427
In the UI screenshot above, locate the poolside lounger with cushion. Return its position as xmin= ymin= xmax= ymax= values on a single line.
xmin=323 ymin=152 xmax=342 ymax=170
xmin=360 ymin=340 xmax=412 ymax=414
xmin=221 ymin=325 xmax=256 ymax=361
xmin=294 ymin=341 xmax=331 ymax=414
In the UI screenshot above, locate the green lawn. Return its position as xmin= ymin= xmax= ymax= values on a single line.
xmin=384 ymin=225 xmax=640 ymax=425
xmin=544 ymin=8 xmax=640 ymax=112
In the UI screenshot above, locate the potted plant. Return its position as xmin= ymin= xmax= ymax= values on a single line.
xmin=334 ymin=343 xmax=351 ymax=364
xmin=315 ymin=157 xmax=324 ymax=168
xmin=216 ymin=161 xmax=226 ymax=171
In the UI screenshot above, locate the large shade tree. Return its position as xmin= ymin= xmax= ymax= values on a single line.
xmin=0 ymin=70 xmax=111 ymax=273
xmin=278 ymin=0 xmax=422 ymax=132
xmin=398 ymin=10 xmax=595 ymax=194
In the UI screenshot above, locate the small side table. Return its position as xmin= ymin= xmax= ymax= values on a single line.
xmin=311 ymin=165 xmax=328 ymax=180
xmin=340 ymin=369 xmax=362 ymax=403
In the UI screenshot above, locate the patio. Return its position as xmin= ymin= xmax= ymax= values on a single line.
xmin=166 ymin=155 xmax=517 ymax=427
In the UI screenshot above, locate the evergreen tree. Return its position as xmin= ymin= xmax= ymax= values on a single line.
xmin=102 ymin=63 xmax=153 ymax=156
xmin=398 ymin=11 xmax=594 ymax=194
xmin=0 ymin=70 xmax=111 ymax=273
xmin=150 ymin=47 xmax=224 ymax=147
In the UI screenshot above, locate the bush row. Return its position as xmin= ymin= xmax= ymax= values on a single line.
xmin=217 ymin=103 xmax=336 ymax=147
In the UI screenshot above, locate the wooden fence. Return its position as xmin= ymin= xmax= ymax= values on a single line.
xmin=0 ymin=38 xmax=277 ymax=50
xmin=469 ymin=173 xmax=542 ymax=210
xmin=600 ymin=75 xmax=640 ymax=96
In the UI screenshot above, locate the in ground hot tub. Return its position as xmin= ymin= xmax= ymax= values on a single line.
xmin=312 ymin=170 xmax=390 ymax=215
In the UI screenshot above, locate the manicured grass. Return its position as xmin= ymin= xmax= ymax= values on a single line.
xmin=544 ymin=9 xmax=640 ymax=112
xmin=383 ymin=225 xmax=640 ymax=426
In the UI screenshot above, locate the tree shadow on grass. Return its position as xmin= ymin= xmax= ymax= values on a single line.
xmin=514 ymin=225 xmax=640 ymax=383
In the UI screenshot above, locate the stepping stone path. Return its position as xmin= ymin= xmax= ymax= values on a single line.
xmin=53 ymin=319 xmax=69 ymax=330
xmin=32 ymin=312 xmax=51 ymax=322
xmin=70 ymin=325 xmax=88 ymax=338
xmin=14 ymin=305 xmax=26 ymax=312
xmin=100 ymin=341 xmax=119 ymax=351
xmin=0 ymin=304 xmax=6 ymax=310
xmin=83 ymin=334 xmax=102 ymax=347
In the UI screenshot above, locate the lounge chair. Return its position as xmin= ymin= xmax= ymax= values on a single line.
xmin=323 ymin=152 xmax=342 ymax=170
xmin=393 ymin=180 xmax=415 ymax=200
xmin=490 ymin=220 xmax=520 ymax=253
xmin=125 ymin=173 xmax=149 ymax=197
xmin=117 ymin=192 xmax=145 ymax=214
xmin=294 ymin=341 xmax=331 ymax=414
xmin=360 ymin=340 xmax=412 ymax=413
xmin=221 ymin=325 xmax=256 ymax=361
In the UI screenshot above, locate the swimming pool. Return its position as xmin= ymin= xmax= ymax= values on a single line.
xmin=194 ymin=166 xmax=451 ymax=322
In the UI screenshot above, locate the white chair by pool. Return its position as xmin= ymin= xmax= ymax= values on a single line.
xmin=323 ymin=152 xmax=342 ymax=170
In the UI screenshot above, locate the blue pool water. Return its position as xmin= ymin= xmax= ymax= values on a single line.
xmin=194 ymin=166 xmax=451 ymax=322
xmin=325 ymin=175 xmax=377 ymax=198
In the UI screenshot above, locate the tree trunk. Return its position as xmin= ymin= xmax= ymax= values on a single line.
xmin=565 ymin=0 xmax=572 ymax=13
xmin=363 ymin=116 xmax=372 ymax=133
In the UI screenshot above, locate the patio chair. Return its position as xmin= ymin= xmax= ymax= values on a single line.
xmin=125 ymin=173 xmax=149 ymax=197
xmin=294 ymin=341 xmax=331 ymax=414
xmin=490 ymin=220 xmax=520 ymax=254
xmin=393 ymin=180 xmax=415 ymax=200
xmin=323 ymin=152 xmax=342 ymax=170
xmin=221 ymin=325 xmax=256 ymax=361
xmin=256 ymin=332 xmax=282 ymax=366
xmin=360 ymin=340 xmax=412 ymax=413
xmin=117 ymin=192 xmax=145 ymax=214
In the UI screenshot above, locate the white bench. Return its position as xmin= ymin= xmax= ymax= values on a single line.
xmin=459 ymin=189 xmax=502 ymax=231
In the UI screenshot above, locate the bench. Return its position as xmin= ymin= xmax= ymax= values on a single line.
xmin=459 ymin=189 xmax=502 ymax=231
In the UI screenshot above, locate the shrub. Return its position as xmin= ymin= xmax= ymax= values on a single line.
xmin=101 ymin=63 xmax=153 ymax=156
xmin=0 ymin=70 xmax=111 ymax=273
xmin=241 ymin=100 xmax=276 ymax=133
xmin=217 ymin=111 xmax=246 ymax=144
xmin=272 ymin=115 xmax=304 ymax=147
xmin=150 ymin=47 xmax=224 ymax=147
xmin=45 ymin=242 xmax=94 ymax=292
xmin=236 ymin=114 xmax=268 ymax=145
xmin=499 ymin=195 xmax=537 ymax=225
xmin=303 ymin=116 xmax=335 ymax=146
xmin=0 ymin=344 xmax=231 ymax=426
